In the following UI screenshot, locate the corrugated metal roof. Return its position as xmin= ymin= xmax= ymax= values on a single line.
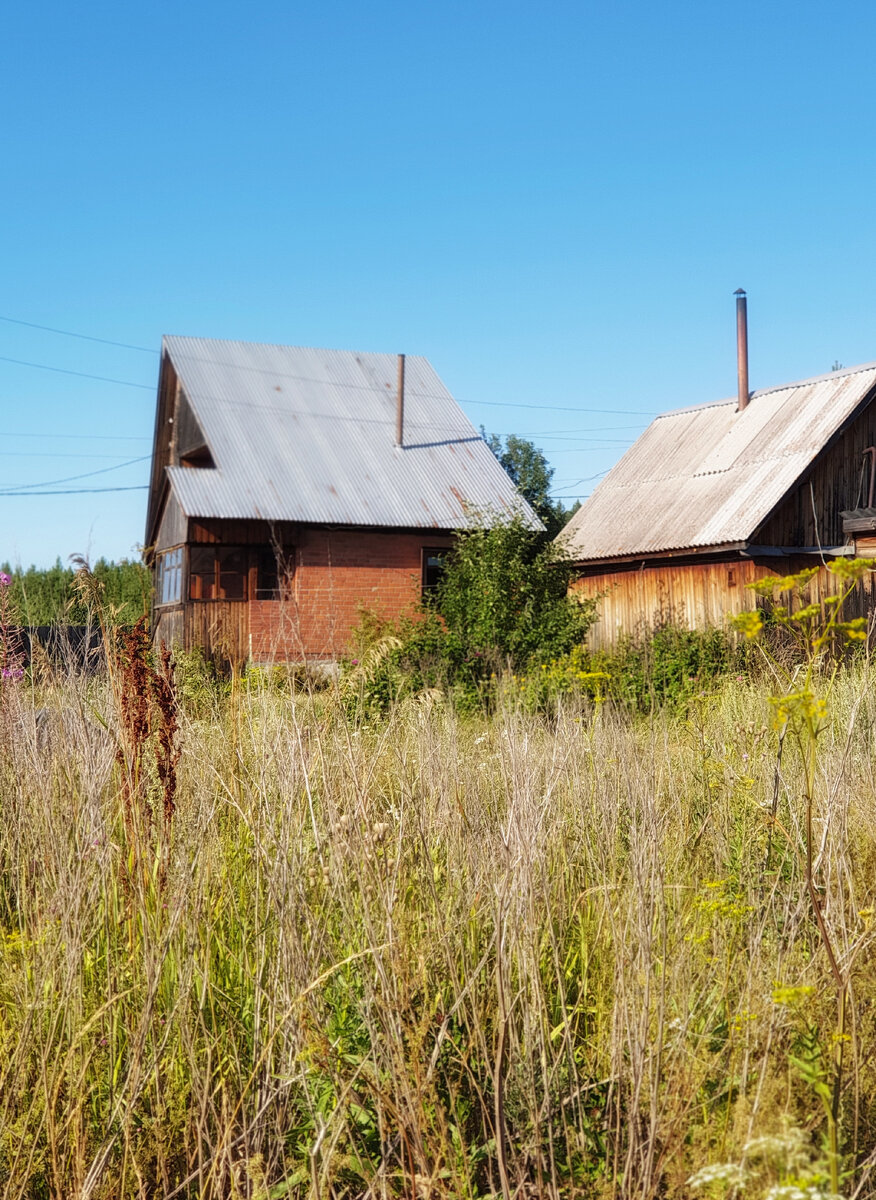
xmin=160 ymin=337 xmax=540 ymax=529
xmin=560 ymin=361 xmax=876 ymax=561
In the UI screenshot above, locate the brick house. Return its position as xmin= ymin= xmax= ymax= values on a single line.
xmin=145 ymin=337 xmax=537 ymax=663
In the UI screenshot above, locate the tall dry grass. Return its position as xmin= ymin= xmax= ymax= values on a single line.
xmin=1 ymin=659 xmax=876 ymax=1198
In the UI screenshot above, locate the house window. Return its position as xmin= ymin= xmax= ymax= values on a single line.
xmin=255 ymin=546 xmax=295 ymax=599
xmin=189 ymin=546 xmax=249 ymax=601
xmin=156 ymin=547 xmax=183 ymax=606
xmin=422 ymin=548 xmax=447 ymax=595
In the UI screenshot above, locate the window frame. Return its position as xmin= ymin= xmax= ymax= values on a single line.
xmin=155 ymin=545 xmax=184 ymax=607
xmin=186 ymin=544 xmax=297 ymax=603
xmin=255 ymin=545 xmax=296 ymax=600
xmin=188 ymin=545 xmax=250 ymax=603
xmin=421 ymin=547 xmax=447 ymax=596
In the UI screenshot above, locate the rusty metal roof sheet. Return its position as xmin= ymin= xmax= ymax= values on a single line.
xmin=160 ymin=337 xmax=539 ymax=529
xmin=559 ymin=361 xmax=876 ymax=562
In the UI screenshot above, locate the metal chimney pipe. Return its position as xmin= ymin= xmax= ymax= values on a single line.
xmin=735 ymin=288 xmax=749 ymax=412
xmin=395 ymin=353 xmax=406 ymax=447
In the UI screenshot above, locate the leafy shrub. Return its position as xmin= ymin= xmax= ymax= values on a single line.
xmin=171 ymin=645 xmax=231 ymax=717
xmin=588 ymin=623 xmax=743 ymax=711
xmin=343 ymin=516 xmax=596 ymax=712
xmin=433 ymin=514 xmax=593 ymax=666
xmin=511 ymin=623 xmax=746 ymax=715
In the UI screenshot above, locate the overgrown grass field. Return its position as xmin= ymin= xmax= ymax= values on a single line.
xmin=2 ymin=646 xmax=876 ymax=1199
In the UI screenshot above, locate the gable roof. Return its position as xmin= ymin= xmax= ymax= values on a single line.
xmin=560 ymin=361 xmax=876 ymax=562
xmin=153 ymin=337 xmax=540 ymax=532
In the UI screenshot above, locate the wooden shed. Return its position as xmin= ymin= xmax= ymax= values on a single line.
xmin=145 ymin=337 xmax=538 ymax=664
xmin=559 ymin=361 xmax=876 ymax=648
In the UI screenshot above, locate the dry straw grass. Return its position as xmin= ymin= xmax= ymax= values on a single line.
xmin=1 ymin=655 xmax=876 ymax=1199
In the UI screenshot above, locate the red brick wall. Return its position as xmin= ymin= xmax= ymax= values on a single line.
xmin=249 ymin=527 xmax=453 ymax=661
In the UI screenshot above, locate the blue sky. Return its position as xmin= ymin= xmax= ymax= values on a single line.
xmin=3 ymin=0 xmax=876 ymax=566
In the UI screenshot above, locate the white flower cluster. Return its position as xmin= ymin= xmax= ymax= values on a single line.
xmin=744 ymin=1127 xmax=809 ymax=1165
xmin=687 ymin=1162 xmax=747 ymax=1189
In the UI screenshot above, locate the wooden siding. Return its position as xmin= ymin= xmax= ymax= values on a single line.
xmin=755 ymin=398 xmax=876 ymax=547
xmin=145 ymin=356 xmax=179 ymax=545
xmin=153 ymin=607 xmax=184 ymax=651
xmin=155 ymin=492 xmax=187 ymax=552
xmin=189 ymin=519 xmax=299 ymax=546
xmin=174 ymin=389 xmax=207 ymax=458
xmin=186 ymin=601 xmax=249 ymax=664
xmin=574 ymin=559 xmax=761 ymax=648
xmin=574 ymin=556 xmax=876 ymax=649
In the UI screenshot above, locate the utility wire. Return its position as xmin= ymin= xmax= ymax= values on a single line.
xmin=6 ymin=431 xmax=150 ymax=442
xmin=549 ymin=470 xmax=610 ymax=495
xmin=0 ymin=451 xmax=147 ymax=460
xmin=0 ymin=485 xmax=149 ymax=496
xmin=0 ymin=455 xmax=151 ymax=494
xmin=0 ymin=314 xmax=156 ymax=354
xmin=0 ymin=354 xmax=154 ymax=389
xmin=0 ymin=345 xmax=652 ymax=416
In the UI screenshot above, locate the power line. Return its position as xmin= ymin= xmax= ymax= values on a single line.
xmin=0 ymin=455 xmax=151 ymax=494
xmin=470 ymin=398 xmax=648 ymax=415
xmin=0 ymin=354 xmax=154 ymax=390
xmin=515 ymin=424 xmax=648 ymax=436
xmin=0 ymin=312 xmax=650 ymax=414
xmin=0 ymin=485 xmax=149 ymax=496
xmin=0 ymin=314 xmax=156 ymax=354
xmin=549 ymin=470 xmax=610 ymax=495
xmin=0 ymin=344 xmax=652 ymax=417
xmin=0 ymin=451 xmax=145 ymax=460
xmin=6 ymin=431 xmax=150 ymax=442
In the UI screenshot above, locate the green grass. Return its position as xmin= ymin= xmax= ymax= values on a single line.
xmin=1 ymin=660 xmax=875 ymax=1198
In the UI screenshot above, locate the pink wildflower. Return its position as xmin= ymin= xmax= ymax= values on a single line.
xmin=0 ymin=573 xmax=10 ymax=587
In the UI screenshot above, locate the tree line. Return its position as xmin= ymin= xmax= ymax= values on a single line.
xmin=0 ymin=558 xmax=150 ymax=626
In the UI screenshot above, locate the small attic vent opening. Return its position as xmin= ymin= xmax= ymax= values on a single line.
xmin=180 ymin=445 xmax=215 ymax=469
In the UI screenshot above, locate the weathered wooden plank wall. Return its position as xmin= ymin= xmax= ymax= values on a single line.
xmin=189 ymin=519 xmax=299 ymax=546
xmin=573 ymin=559 xmax=761 ymax=648
xmin=755 ymin=402 xmax=876 ymax=546
xmin=154 ymin=493 xmax=187 ymax=552
xmin=145 ymin=358 xmax=179 ymax=542
xmin=154 ymin=608 xmax=184 ymax=651
xmin=575 ymin=557 xmax=876 ymax=649
xmin=185 ymin=601 xmax=249 ymax=663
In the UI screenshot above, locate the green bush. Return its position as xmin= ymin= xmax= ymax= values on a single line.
xmin=343 ymin=516 xmax=596 ymax=712
xmin=589 ymin=623 xmax=744 ymax=711
xmin=433 ymin=514 xmax=592 ymax=666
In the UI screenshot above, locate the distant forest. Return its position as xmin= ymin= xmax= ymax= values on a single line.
xmin=0 ymin=559 xmax=150 ymax=626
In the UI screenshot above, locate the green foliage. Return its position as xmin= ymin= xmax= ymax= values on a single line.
xmin=482 ymin=430 xmax=577 ymax=534
xmin=434 ymin=515 xmax=593 ymax=666
xmin=728 ymin=558 xmax=876 ymax=1196
xmin=577 ymin=623 xmax=743 ymax=712
xmin=0 ymin=557 xmax=150 ymax=625
xmin=5 ymin=653 xmax=876 ymax=1195
xmin=171 ymin=645 xmax=231 ymax=716
xmin=344 ymin=517 xmax=595 ymax=711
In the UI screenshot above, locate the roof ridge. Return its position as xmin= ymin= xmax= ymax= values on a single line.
xmin=751 ymin=359 xmax=876 ymax=398
xmin=163 ymin=334 xmax=426 ymax=361
xmin=561 ymin=359 xmax=876 ymax=561
xmin=651 ymin=360 xmax=876 ymax=420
